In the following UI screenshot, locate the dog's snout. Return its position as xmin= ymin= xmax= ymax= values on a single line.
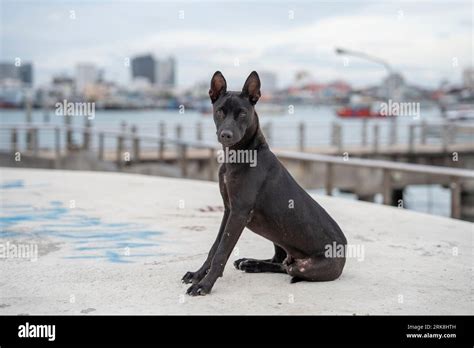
xmin=220 ymin=130 xmax=233 ymax=141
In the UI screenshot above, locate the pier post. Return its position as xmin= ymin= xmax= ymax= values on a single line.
xmin=176 ymin=124 xmax=183 ymax=154
xmin=331 ymin=122 xmax=337 ymax=147
xmin=408 ymin=124 xmax=416 ymax=152
xmin=361 ymin=119 xmax=368 ymax=147
xmin=448 ymin=123 xmax=456 ymax=146
xmin=64 ymin=114 xmax=73 ymax=151
xmin=98 ymin=133 xmax=104 ymax=160
xmin=336 ymin=124 xmax=343 ymax=152
xmin=11 ymin=128 xmax=18 ymax=154
xmin=131 ymin=125 xmax=140 ymax=162
xmin=331 ymin=123 xmax=342 ymax=151
xmin=159 ymin=122 xmax=165 ymax=161
xmin=116 ymin=135 xmax=124 ymax=167
xmin=31 ymin=127 xmax=39 ymax=156
xmin=298 ymin=123 xmax=305 ymax=152
xmin=176 ymin=124 xmax=182 ymax=140
xmin=208 ymin=148 xmax=216 ymax=181
xmin=421 ymin=121 xmax=427 ymax=145
xmin=450 ymin=178 xmax=461 ymax=219
xmin=179 ymin=144 xmax=188 ymax=177
xmin=325 ymin=163 xmax=333 ymax=196
xmin=25 ymin=96 xmax=33 ymax=151
xmin=442 ymin=123 xmax=452 ymax=152
xmin=389 ymin=119 xmax=397 ymax=145
xmin=196 ymin=122 xmax=203 ymax=141
xmin=83 ymin=119 xmax=91 ymax=150
xmin=42 ymin=100 xmax=50 ymax=123
xmin=460 ymin=186 xmax=474 ymax=221
xmin=372 ymin=124 xmax=380 ymax=153
xmin=382 ymin=169 xmax=392 ymax=205
xmin=55 ymin=127 xmax=60 ymax=167
xmin=26 ymin=129 xmax=32 ymax=151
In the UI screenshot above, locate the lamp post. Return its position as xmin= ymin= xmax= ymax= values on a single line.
xmin=335 ymin=47 xmax=398 ymax=144
xmin=335 ymin=47 xmax=393 ymax=75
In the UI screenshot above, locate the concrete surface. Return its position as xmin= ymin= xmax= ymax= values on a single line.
xmin=0 ymin=167 xmax=472 ymax=315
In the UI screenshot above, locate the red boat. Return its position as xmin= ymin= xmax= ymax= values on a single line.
xmin=336 ymin=105 xmax=384 ymax=118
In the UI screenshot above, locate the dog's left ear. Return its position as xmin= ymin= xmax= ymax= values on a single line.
xmin=241 ymin=71 xmax=261 ymax=105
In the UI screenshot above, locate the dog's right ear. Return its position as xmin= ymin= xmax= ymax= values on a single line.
xmin=209 ymin=71 xmax=227 ymax=103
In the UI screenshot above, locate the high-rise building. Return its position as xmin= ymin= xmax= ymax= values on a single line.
xmin=130 ymin=54 xmax=176 ymax=87
xmin=156 ymin=56 xmax=176 ymax=88
xmin=0 ymin=62 xmax=34 ymax=86
xmin=19 ymin=64 xmax=33 ymax=86
xmin=462 ymin=67 xmax=474 ymax=91
xmin=0 ymin=63 xmax=18 ymax=80
xmin=131 ymin=55 xmax=156 ymax=85
xmin=75 ymin=63 xmax=99 ymax=92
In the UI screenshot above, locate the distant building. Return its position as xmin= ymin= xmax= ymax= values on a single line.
xmin=51 ymin=75 xmax=75 ymax=99
xmin=131 ymin=55 xmax=156 ymax=85
xmin=131 ymin=54 xmax=176 ymax=88
xmin=156 ymin=56 xmax=176 ymax=88
xmin=259 ymin=71 xmax=277 ymax=92
xmin=0 ymin=63 xmax=18 ymax=80
xmin=19 ymin=64 xmax=33 ymax=86
xmin=0 ymin=61 xmax=33 ymax=86
xmin=75 ymin=63 xmax=99 ymax=92
xmin=382 ymin=73 xmax=405 ymax=99
xmin=462 ymin=67 xmax=474 ymax=91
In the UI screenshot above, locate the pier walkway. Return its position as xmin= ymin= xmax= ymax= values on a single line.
xmin=0 ymin=168 xmax=471 ymax=315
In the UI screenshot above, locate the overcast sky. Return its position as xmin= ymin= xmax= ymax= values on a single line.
xmin=1 ymin=0 xmax=472 ymax=89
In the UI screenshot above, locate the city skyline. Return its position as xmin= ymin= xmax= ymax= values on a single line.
xmin=0 ymin=0 xmax=472 ymax=89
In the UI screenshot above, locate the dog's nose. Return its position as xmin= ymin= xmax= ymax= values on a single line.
xmin=220 ymin=130 xmax=233 ymax=141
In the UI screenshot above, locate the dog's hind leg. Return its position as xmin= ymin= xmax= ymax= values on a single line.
xmin=285 ymin=255 xmax=345 ymax=282
xmin=234 ymin=244 xmax=287 ymax=273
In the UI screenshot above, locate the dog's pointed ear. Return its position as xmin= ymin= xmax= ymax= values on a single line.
xmin=209 ymin=71 xmax=227 ymax=103
xmin=241 ymin=71 xmax=261 ymax=105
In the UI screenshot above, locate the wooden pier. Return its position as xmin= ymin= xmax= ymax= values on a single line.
xmin=1 ymin=122 xmax=473 ymax=220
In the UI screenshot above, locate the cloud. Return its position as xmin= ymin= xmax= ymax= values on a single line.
xmin=1 ymin=0 xmax=471 ymax=88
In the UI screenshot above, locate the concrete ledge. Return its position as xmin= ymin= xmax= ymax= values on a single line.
xmin=0 ymin=167 xmax=472 ymax=314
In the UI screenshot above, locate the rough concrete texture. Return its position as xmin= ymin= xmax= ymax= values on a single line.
xmin=0 ymin=167 xmax=472 ymax=315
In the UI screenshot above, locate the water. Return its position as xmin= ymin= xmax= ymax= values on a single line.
xmin=0 ymin=104 xmax=445 ymax=149
xmin=0 ymin=105 xmax=452 ymax=217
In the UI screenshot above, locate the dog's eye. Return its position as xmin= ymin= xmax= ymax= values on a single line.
xmin=216 ymin=110 xmax=224 ymax=118
xmin=239 ymin=112 xmax=247 ymax=118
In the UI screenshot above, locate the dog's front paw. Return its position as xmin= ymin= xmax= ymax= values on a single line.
xmin=186 ymin=282 xmax=212 ymax=296
xmin=181 ymin=271 xmax=201 ymax=284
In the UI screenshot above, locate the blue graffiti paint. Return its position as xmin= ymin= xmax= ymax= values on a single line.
xmin=75 ymin=242 xmax=156 ymax=251
xmin=64 ymin=251 xmax=155 ymax=263
xmin=0 ymin=180 xmax=25 ymax=189
xmin=1 ymin=185 xmax=165 ymax=263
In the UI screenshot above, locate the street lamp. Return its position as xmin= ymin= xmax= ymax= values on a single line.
xmin=335 ymin=47 xmax=393 ymax=74
xmin=335 ymin=47 xmax=398 ymax=144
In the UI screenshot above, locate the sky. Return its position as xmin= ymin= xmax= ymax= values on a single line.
xmin=0 ymin=0 xmax=472 ymax=89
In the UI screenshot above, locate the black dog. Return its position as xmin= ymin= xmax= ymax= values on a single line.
xmin=182 ymin=71 xmax=347 ymax=296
